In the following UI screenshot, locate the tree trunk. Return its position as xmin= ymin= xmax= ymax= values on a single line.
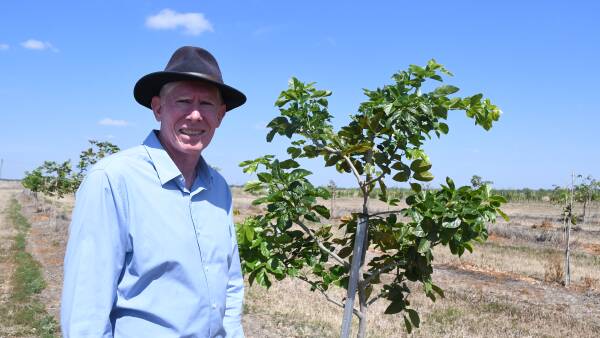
xmin=582 ymin=199 xmax=588 ymax=226
xmin=340 ymin=215 xmax=368 ymax=338
xmin=565 ymin=173 xmax=574 ymax=286
xmin=357 ymin=279 xmax=368 ymax=338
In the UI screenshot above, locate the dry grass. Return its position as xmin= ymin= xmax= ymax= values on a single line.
xmin=544 ymin=254 xmax=565 ymax=285
xmin=4 ymin=184 xmax=599 ymax=337
xmin=237 ymin=189 xmax=600 ymax=337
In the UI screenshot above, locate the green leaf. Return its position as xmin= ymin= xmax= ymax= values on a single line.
xmin=407 ymin=309 xmax=420 ymax=328
xmin=434 ymin=85 xmax=459 ymax=96
xmin=384 ymin=301 xmax=404 ymax=314
xmin=404 ymin=316 xmax=413 ymax=334
xmin=442 ymin=218 xmax=461 ymax=229
xmin=257 ymin=172 xmax=272 ymax=183
xmin=497 ymin=209 xmax=509 ymax=222
xmin=325 ymin=155 xmax=340 ymax=167
xmin=260 ymin=243 xmax=271 ymax=257
xmin=410 ymin=183 xmax=422 ymax=193
xmin=338 ymin=246 xmax=352 ymax=258
xmin=413 ymin=171 xmax=434 ymax=182
xmin=279 ymin=159 xmax=300 ymax=169
xmin=287 ymin=147 xmax=302 ymax=158
xmin=244 ymin=225 xmax=255 ymax=242
xmin=417 ymin=238 xmax=430 ymax=253
xmin=410 ymin=159 xmax=432 ymax=173
xmin=344 ymin=143 xmax=372 ymax=155
xmin=431 ymin=283 xmax=445 ymax=298
xmin=290 ymin=168 xmax=312 ymax=180
xmin=365 ymin=285 xmax=374 ymax=301
xmin=413 ymin=224 xmax=426 ymax=237
xmin=438 ymin=122 xmax=449 ymax=134
xmin=470 ymin=93 xmax=483 ymax=105
xmin=305 ymin=212 xmax=319 ymax=222
xmin=393 ymin=169 xmax=411 ymax=182
xmin=445 ymin=177 xmax=455 ymax=190
xmin=313 ymin=205 xmax=331 ymax=219
xmin=266 ymin=129 xmax=277 ymax=142
xmin=244 ymin=180 xmax=263 ymax=193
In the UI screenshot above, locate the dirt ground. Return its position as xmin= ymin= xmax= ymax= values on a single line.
xmin=0 ymin=181 xmax=21 ymax=337
xmin=1 ymin=182 xmax=599 ymax=337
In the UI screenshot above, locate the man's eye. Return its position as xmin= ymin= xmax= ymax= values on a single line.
xmin=176 ymin=99 xmax=191 ymax=104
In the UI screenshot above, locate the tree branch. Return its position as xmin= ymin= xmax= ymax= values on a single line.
xmin=296 ymin=219 xmax=350 ymax=269
xmin=364 ymin=172 xmax=386 ymax=187
xmin=342 ymin=155 xmax=365 ymax=191
xmin=297 ymin=276 xmax=363 ymax=320
xmin=369 ymin=209 xmax=405 ymax=217
xmin=367 ymin=290 xmax=387 ymax=306
xmin=364 ymin=261 xmax=404 ymax=285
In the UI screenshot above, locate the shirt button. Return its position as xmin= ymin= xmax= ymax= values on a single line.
xmin=212 ymin=304 xmax=217 ymax=309
xmin=205 ymin=267 xmax=209 ymax=271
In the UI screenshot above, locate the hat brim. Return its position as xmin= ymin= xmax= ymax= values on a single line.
xmin=134 ymin=71 xmax=247 ymax=112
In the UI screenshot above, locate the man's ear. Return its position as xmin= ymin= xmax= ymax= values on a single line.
xmin=151 ymin=96 xmax=162 ymax=122
xmin=216 ymin=104 xmax=226 ymax=127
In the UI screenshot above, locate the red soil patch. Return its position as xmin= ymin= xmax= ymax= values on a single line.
xmin=448 ymin=261 xmax=540 ymax=285
xmin=581 ymin=243 xmax=600 ymax=256
xmin=31 ymin=214 xmax=49 ymax=222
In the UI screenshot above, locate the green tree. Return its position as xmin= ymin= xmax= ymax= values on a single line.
xmin=574 ymin=175 xmax=598 ymax=225
xmin=237 ymin=60 xmax=507 ymax=337
xmin=21 ymin=168 xmax=45 ymax=210
xmin=470 ymin=174 xmax=493 ymax=188
xmin=22 ymin=140 xmax=120 ymax=198
xmin=73 ymin=140 xmax=121 ymax=188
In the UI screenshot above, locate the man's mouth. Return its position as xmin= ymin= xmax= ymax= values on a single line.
xmin=179 ymin=128 xmax=206 ymax=136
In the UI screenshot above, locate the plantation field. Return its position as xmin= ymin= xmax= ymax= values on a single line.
xmin=1 ymin=180 xmax=599 ymax=337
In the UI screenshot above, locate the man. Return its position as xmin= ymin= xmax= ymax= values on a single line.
xmin=61 ymin=46 xmax=246 ymax=337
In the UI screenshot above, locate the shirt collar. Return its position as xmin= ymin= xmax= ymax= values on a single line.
xmin=142 ymin=130 xmax=213 ymax=190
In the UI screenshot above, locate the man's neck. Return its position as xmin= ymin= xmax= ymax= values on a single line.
xmin=176 ymin=157 xmax=199 ymax=190
xmin=157 ymin=133 xmax=201 ymax=190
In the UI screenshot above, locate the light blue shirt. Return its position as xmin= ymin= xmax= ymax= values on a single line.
xmin=61 ymin=131 xmax=244 ymax=337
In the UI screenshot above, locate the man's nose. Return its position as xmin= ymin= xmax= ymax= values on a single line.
xmin=187 ymin=108 xmax=204 ymax=120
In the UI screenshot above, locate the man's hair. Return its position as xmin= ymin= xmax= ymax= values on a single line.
xmin=159 ymin=81 xmax=224 ymax=105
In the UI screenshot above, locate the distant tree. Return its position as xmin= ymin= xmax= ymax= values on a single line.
xmin=37 ymin=160 xmax=75 ymax=198
xmin=328 ymin=180 xmax=338 ymax=217
xmin=21 ymin=168 xmax=44 ymax=210
xmin=574 ymin=175 xmax=598 ymax=226
xmin=73 ymin=140 xmax=121 ymax=188
xmin=22 ymin=140 xmax=120 ymax=199
xmin=470 ymin=175 xmax=493 ymax=188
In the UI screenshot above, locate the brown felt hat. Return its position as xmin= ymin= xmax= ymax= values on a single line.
xmin=134 ymin=46 xmax=246 ymax=111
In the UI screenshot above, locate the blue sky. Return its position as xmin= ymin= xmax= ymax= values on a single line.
xmin=1 ymin=0 xmax=598 ymax=189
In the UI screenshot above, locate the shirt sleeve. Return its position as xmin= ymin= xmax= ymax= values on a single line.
xmin=223 ymin=213 xmax=245 ymax=337
xmin=61 ymin=169 xmax=128 ymax=338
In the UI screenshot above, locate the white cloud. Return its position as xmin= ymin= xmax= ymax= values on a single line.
xmin=252 ymin=25 xmax=275 ymax=37
xmin=99 ymin=118 xmax=129 ymax=127
xmin=146 ymin=9 xmax=213 ymax=35
xmin=0 ymin=44 xmax=9 ymax=51
xmin=20 ymin=39 xmax=58 ymax=52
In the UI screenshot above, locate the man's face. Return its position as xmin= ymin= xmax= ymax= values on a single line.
xmin=151 ymin=81 xmax=226 ymax=162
